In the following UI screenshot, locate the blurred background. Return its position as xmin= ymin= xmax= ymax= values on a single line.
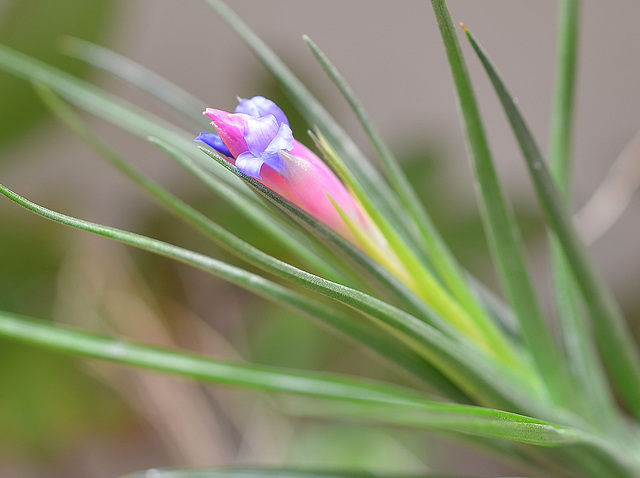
xmin=1 ymin=1 xmax=639 ymax=476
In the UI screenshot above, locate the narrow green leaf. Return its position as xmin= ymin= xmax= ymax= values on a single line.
xmin=125 ymin=470 xmax=475 ymax=478
xmin=6 ymin=316 xmax=633 ymax=475
xmin=549 ymin=0 xmax=580 ymax=191
xmin=547 ymin=0 xmax=618 ymax=430
xmin=0 ymin=310 xmax=432 ymax=405
xmin=0 ymin=43 xmax=358 ymax=287
xmin=60 ymin=37 xmax=208 ymax=128
xmin=155 ymin=140 xmax=362 ymax=287
xmin=125 ymin=470 xmax=490 ymax=478
xmin=32 ymin=84 xmax=447 ymax=390
xmin=429 ymin=0 xmax=568 ymax=405
xmin=303 ymin=35 xmax=502 ymax=342
xmin=32 ymin=81 xmax=358 ymax=288
xmin=197 ymin=147 xmax=453 ymax=334
xmin=287 ymin=399 xmax=578 ymax=447
xmin=0 ymin=181 xmax=464 ymax=397
xmin=0 ymin=310 xmax=581 ymax=448
xmin=0 ymin=43 xmax=255 ymax=204
xmin=462 ymin=25 xmax=640 ymax=419
xmin=312 ymin=131 xmax=522 ymax=369
xmin=203 ymin=0 xmax=421 ymax=255
xmin=125 ymin=470 xmax=452 ymax=478
xmin=0 ymin=182 xmax=543 ymax=412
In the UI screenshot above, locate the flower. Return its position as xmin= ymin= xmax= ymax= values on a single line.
xmin=196 ymin=96 xmax=374 ymax=243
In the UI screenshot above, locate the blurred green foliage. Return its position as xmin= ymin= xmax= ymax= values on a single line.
xmin=0 ymin=0 xmax=127 ymax=467
xmin=0 ymin=343 xmax=126 ymax=462
xmin=0 ymin=14 xmax=561 ymax=475
xmin=0 ymin=0 xmax=114 ymax=147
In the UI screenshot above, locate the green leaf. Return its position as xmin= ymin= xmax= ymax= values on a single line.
xmin=32 ymin=80 xmax=351 ymax=286
xmin=0 ymin=182 xmax=543 ymax=412
xmin=428 ymin=0 xmax=568 ymax=406
xmin=287 ymin=399 xmax=577 ymax=447
xmin=0 ymin=310 xmax=429 ymax=405
xmin=549 ymin=0 xmax=580 ymax=191
xmin=303 ymin=35 xmax=501 ymax=345
xmin=203 ymin=0 xmax=421 ymax=256
xmin=312 ymin=131 xmax=520 ymax=369
xmin=0 ymin=43 xmax=252 ymax=201
xmin=1 ymin=44 xmax=353 ymax=285
xmin=60 ymin=37 xmax=208 ymax=128
xmin=152 ymin=139 xmax=359 ymax=287
xmin=547 ymin=0 xmax=617 ymax=430
xmin=197 ymin=147 xmax=453 ymax=335
xmin=0 ymin=0 xmax=114 ymax=146
xmin=0 ymin=310 xmax=582 ymax=448
xmin=0 ymin=181 xmax=464 ymax=398
xmin=125 ymin=467 xmax=524 ymax=478
xmin=462 ymin=24 xmax=640 ymax=420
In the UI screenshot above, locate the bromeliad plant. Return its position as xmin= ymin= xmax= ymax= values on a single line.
xmin=0 ymin=0 xmax=638 ymax=476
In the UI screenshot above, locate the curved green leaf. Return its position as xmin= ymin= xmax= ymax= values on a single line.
xmin=0 ymin=310 xmax=580 ymax=448
xmin=0 ymin=182 xmax=543 ymax=412
xmin=60 ymin=37 xmax=208 ymax=128
xmin=125 ymin=466 xmax=530 ymax=478
xmin=428 ymin=0 xmax=568 ymax=407
xmin=32 ymin=81 xmax=351 ymax=286
xmin=303 ymin=35 xmax=501 ymax=342
xmin=546 ymin=0 xmax=617 ymax=431
xmin=0 ymin=43 xmax=253 ymax=202
xmin=196 ymin=147 xmax=453 ymax=333
xmin=312 ymin=130 xmax=519 ymax=367
xmin=287 ymin=399 xmax=577 ymax=447
xmin=0 ymin=310 xmax=427 ymax=405
xmin=462 ymin=24 xmax=640 ymax=420
xmin=0 ymin=181 xmax=465 ymax=396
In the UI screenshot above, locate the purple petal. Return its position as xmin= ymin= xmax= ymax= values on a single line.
xmin=259 ymin=150 xmax=285 ymax=173
xmin=194 ymin=132 xmax=231 ymax=157
xmin=243 ymin=115 xmax=280 ymax=156
xmin=236 ymin=151 xmax=265 ymax=179
xmin=265 ymin=123 xmax=294 ymax=154
xmin=235 ymin=96 xmax=289 ymax=126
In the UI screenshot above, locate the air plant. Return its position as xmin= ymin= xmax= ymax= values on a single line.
xmin=1 ymin=0 xmax=639 ymax=476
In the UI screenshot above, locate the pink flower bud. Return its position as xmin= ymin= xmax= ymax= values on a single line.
xmin=197 ymin=97 xmax=373 ymax=243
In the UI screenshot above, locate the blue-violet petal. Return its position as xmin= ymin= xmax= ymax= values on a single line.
xmin=194 ymin=132 xmax=231 ymax=157
xmin=236 ymin=96 xmax=289 ymax=126
xmin=244 ymin=115 xmax=282 ymax=156
xmin=236 ymin=151 xmax=266 ymax=179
